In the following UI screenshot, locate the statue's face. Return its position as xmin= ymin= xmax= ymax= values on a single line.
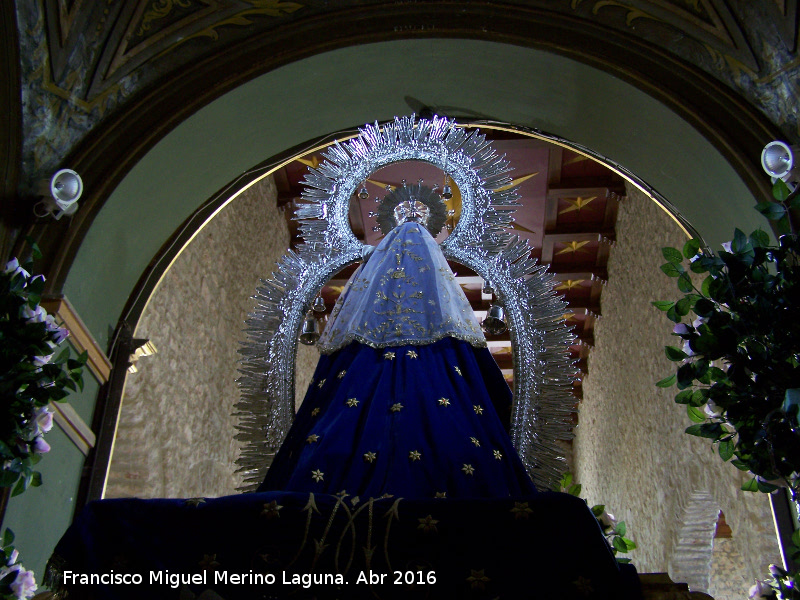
xmin=393 ymin=200 xmax=431 ymax=227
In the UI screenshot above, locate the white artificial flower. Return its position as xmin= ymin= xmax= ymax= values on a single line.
xmin=704 ymin=401 xmax=723 ymax=418
xmin=692 ymin=316 xmax=706 ymax=329
xmin=598 ymin=510 xmax=617 ymax=532
xmin=10 ymin=566 xmax=37 ymax=599
xmin=7 ymin=550 xmax=18 ymax=566
xmin=4 ymin=259 xmax=30 ymax=280
xmin=21 ymin=305 xmax=46 ymax=324
xmin=32 ymin=354 xmax=53 ymax=367
xmin=34 ymin=406 xmax=53 ymax=434
xmin=52 ymin=326 xmax=69 ymax=345
xmin=682 ymin=340 xmax=696 ymax=357
xmin=769 ymin=564 xmax=784 ymax=577
xmin=748 ymin=580 xmax=773 ymax=599
xmin=673 ymin=323 xmax=690 ymax=335
xmin=721 ymin=241 xmax=733 ymax=253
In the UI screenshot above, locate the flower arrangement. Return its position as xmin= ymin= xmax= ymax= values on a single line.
xmin=749 ymin=562 xmax=799 ymax=599
xmin=653 ymin=183 xmax=800 ymax=499
xmin=0 ymin=244 xmax=86 ymax=496
xmin=556 ymin=473 xmax=637 ymax=563
xmin=0 ymin=529 xmax=37 ymax=599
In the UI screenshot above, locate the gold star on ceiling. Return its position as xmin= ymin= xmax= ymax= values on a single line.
xmin=351 ymin=496 xmax=360 ymax=506
xmin=335 ymin=489 xmax=348 ymax=498
xmin=317 ymin=379 xmax=326 ymax=388
xmin=311 ymin=469 xmax=324 ymax=482
xmin=470 ymin=437 xmax=481 ymax=447
xmin=473 ymin=405 xmax=484 ymax=415
xmin=337 ymin=370 xmax=346 ymax=379
xmin=559 ymin=196 xmax=597 ymax=215
xmin=555 ymin=279 xmax=586 ymax=291
xmin=184 ymin=498 xmax=206 ymax=507
xmin=311 ymin=407 xmax=321 ymax=417
xmin=438 ymin=397 xmax=451 ymax=407
xmin=363 ymin=451 xmax=377 ymax=463
xmin=417 ymin=515 xmax=439 ymax=533
xmin=555 ymin=240 xmax=591 ymax=255
xmin=454 ymin=366 xmax=462 ymax=376
xmin=384 ymin=351 xmax=396 ymax=360
xmin=493 ymin=449 xmax=503 ymax=460
xmin=306 ymin=434 xmax=319 ymax=444
xmin=390 ymin=403 xmax=404 ymax=412
xmin=462 ymin=464 xmax=475 ymax=475
xmin=346 ymin=398 xmax=360 ymax=407
xmin=261 ymin=500 xmax=283 ymax=519
xmin=434 ymin=491 xmax=447 ymax=498
xmin=406 ymin=350 xmax=418 ymax=359
xmin=466 ymin=569 xmax=490 ymax=590
xmin=409 ymin=450 xmax=422 ymax=461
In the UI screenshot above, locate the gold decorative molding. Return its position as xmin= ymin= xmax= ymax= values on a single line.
xmin=49 ymin=400 xmax=96 ymax=456
xmin=41 ymin=295 xmax=112 ymax=384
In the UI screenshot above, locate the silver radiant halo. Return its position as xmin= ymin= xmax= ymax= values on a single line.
xmin=235 ymin=115 xmax=576 ymax=491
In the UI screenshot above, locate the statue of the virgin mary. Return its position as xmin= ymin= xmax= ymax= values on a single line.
xmin=258 ymin=186 xmax=537 ymax=499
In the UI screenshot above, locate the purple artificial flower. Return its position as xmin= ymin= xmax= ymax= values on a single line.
xmin=673 ymin=323 xmax=691 ymax=335
xmin=31 ymin=436 xmax=50 ymax=455
xmin=721 ymin=241 xmax=733 ymax=253
xmin=10 ymin=566 xmax=37 ymax=599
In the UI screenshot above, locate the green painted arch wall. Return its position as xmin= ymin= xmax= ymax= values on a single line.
xmin=63 ymin=38 xmax=770 ymax=350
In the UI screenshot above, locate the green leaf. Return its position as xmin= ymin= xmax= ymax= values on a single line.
xmin=773 ymin=179 xmax=791 ymax=202
xmin=30 ymin=472 xmax=42 ymax=487
xmin=718 ymin=439 xmax=734 ymax=461
xmin=560 ymin=472 xmax=572 ymax=489
xmin=674 ymin=389 xmax=693 ymax=404
xmin=616 ymin=558 xmax=632 ymax=564
xmin=612 ymin=537 xmax=628 ymax=553
xmin=662 ymin=247 xmax=683 ymax=263
xmin=2 ymin=529 xmax=14 ymax=548
xmin=756 ymin=201 xmax=787 ymax=221
xmin=689 ymin=389 xmax=708 ymax=407
xmin=731 ymin=459 xmax=750 ymax=471
xmin=731 ymin=229 xmax=747 ymax=253
xmin=615 ymin=521 xmax=626 ymax=537
xmin=683 ymin=239 xmax=702 ymax=259
xmin=622 ymin=538 xmax=637 ymax=551
xmin=677 ymin=273 xmax=693 ymax=293
xmin=741 ymin=478 xmax=759 ymax=492
xmin=10 ymin=474 xmax=30 ymax=497
xmin=687 ymin=405 xmax=706 ymax=423
xmin=665 ymin=346 xmax=688 ymax=361
xmin=656 ymin=374 xmax=676 ymax=388
xmin=568 ymin=483 xmax=582 ymax=497
xmin=651 ymin=301 xmax=674 ymax=312
xmin=750 ymin=229 xmax=771 ymax=248
xmin=701 ymin=275 xmax=712 ymax=297
xmin=689 ymin=260 xmax=708 ymax=274
xmin=675 ymin=297 xmax=692 ymax=316
xmin=660 ymin=262 xmax=683 ymax=277
xmin=685 ymin=423 xmax=722 ymax=439
xmin=757 ymin=480 xmax=779 ymax=493
xmin=591 ymin=505 xmax=605 ymax=517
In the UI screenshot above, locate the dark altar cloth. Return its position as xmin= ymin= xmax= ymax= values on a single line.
xmin=47 ymin=491 xmax=642 ymax=600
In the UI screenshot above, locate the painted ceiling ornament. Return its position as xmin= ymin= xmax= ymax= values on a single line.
xmin=235 ymin=115 xmax=575 ymax=492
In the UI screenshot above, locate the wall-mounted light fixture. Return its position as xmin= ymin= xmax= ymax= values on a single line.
xmin=33 ymin=168 xmax=84 ymax=220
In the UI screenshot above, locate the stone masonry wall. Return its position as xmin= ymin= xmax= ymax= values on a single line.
xmin=105 ymin=176 xmax=295 ymax=498
xmin=573 ymin=185 xmax=781 ymax=596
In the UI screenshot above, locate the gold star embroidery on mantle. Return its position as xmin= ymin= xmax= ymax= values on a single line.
xmin=473 ymin=405 xmax=484 ymax=415
xmin=184 ymin=498 xmax=206 ymax=507
xmin=470 ymin=437 xmax=481 ymax=447
xmin=438 ymin=397 xmax=451 ymax=407
xmin=511 ymin=501 xmax=533 ymax=520
xmin=409 ymin=450 xmax=422 ymax=461
xmin=311 ymin=469 xmax=324 ymax=482
xmin=417 ymin=515 xmax=439 ymax=533
xmin=363 ymin=451 xmax=377 ymax=463
xmin=346 ymin=398 xmax=360 ymax=407
xmin=493 ymin=449 xmax=503 ymax=460
xmin=261 ymin=500 xmax=282 ymax=520
xmin=337 ymin=370 xmax=347 ymax=379
xmin=311 ymin=407 xmax=321 ymax=417
xmin=466 ymin=569 xmax=490 ymax=590
xmin=390 ymin=402 xmax=404 ymax=412
xmin=434 ymin=491 xmax=446 ymax=498
xmin=461 ymin=464 xmax=475 ymax=475
xmin=406 ymin=350 xmax=418 ymax=359
xmin=306 ymin=434 xmax=319 ymax=444
xmin=573 ymin=576 xmax=594 ymax=596
xmin=384 ymin=351 xmax=396 ymax=360
xmin=317 ymin=379 xmax=326 ymax=388
xmin=453 ymin=366 xmax=462 ymax=376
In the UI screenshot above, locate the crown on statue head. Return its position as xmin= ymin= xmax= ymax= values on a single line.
xmin=376 ymin=181 xmax=449 ymax=236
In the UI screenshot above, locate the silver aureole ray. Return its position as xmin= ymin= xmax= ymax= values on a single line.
xmin=235 ymin=115 xmax=576 ymax=492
